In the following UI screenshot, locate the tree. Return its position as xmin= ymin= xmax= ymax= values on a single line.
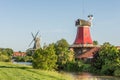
xmin=92 ymin=42 xmax=120 ymax=75
xmin=0 ymin=48 xmax=13 ymax=62
xmin=54 ymin=39 xmax=74 ymax=69
xmin=55 ymin=38 xmax=69 ymax=54
xmin=26 ymin=49 xmax=33 ymax=56
xmin=32 ymin=44 xmax=57 ymax=70
xmin=93 ymin=40 xmax=98 ymax=45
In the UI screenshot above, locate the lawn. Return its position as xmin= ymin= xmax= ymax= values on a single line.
xmin=0 ymin=62 xmax=73 ymax=80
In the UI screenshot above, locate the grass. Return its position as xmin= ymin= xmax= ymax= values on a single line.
xmin=0 ymin=62 xmax=73 ymax=80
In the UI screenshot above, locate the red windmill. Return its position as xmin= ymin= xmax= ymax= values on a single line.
xmin=70 ymin=15 xmax=98 ymax=59
xmin=74 ymin=15 xmax=93 ymax=46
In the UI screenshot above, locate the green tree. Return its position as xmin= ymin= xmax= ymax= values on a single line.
xmin=26 ymin=49 xmax=34 ymax=56
xmin=54 ymin=39 xmax=74 ymax=69
xmin=0 ymin=48 xmax=13 ymax=62
xmin=55 ymin=38 xmax=69 ymax=54
xmin=0 ymin=54 xmax=10 ymax=62
xmin=32 ymin=44 xmax=57 ymax=70
xmin=92 ymin=42 xmax=120 ymax=75
xmin=93 ymin=40 xmax=98 ymax=45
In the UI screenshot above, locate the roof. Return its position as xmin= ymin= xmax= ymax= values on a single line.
xmin=75 ymin=19 xmax=91 ymax=26
xmin=76 ymin=47 xmax=100 ymax=59
xmin=13 ymin=52 xmax=26 ymax=57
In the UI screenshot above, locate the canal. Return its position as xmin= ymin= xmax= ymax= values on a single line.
xmin=71 ymin=72 xmax=120 ymax=80
xmin=13 ymin=62 xmax=32 ymax=65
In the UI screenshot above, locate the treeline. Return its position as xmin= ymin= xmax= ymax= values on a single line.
xmin=0 ymin=48 xmax=13 ymax=62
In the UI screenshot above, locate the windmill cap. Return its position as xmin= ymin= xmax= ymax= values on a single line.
xmin=75 ymin=19 xmax=91 ymax=26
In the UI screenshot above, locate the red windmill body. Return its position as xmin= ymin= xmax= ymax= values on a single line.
xmin=74 ymin=19 xmax=93 ymax=46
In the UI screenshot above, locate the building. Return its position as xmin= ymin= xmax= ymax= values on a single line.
xmin=70 ymin=16 xmax=100 ymax=60
xmin=13 ymin=52 xmax=26 ymax=57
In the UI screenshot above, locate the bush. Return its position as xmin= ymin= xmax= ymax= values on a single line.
xmin=0 ymin=54 xmax=10 ymax=62
xmin=114 ymin=68 xmax=120 ymax=77
xmin=64 ymin=61 xmax=76 ymax=72
xmin=32 ymin=44 xmax=57 ymax=70
xmin=63 ymin=60 xmax=92 ymax=72
xmin=100 ymin=65 xmax=114 ymax=75
xmin=14 ymin=56 xmax=25 ymax=62
xmin=14 ymin=56 xmax=33 ymax=62
xmin=81 ymin=64 xmax=91 ymax=72
xmin=91 ymin=42 xmax=120 ymax=75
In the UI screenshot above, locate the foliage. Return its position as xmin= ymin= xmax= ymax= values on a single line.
xmin=81 ymin=63 xmax=91 ymax=72
xmin=63 ymin=60 xmax=91 ymax=72
xmin=14 ymin=56 xmax=25 ymax=62
xmin=55 ymin=39 xmax=69 ymax=52
xmin=32 ymin=44 xmax=57 ymax=70
xmin=64 ymin=61 xmax=75 ymax=71
xmin=0 ymin=62 xmax=72 ymax=80
xmin=114 ymin=67 xmax=120 ymax=76
xmin=0 ymin=54 xmax=10 ymax=62
xmin=4 ymin=48 xmax=13 ymax=56
xmin=0 ymin=48 xmax=13 ymax=62
xmin=0 ymin=48 xmax=13 ymax=56
xmin=93 ymin=40 xmax=98 ymax=45
xmin=54 ymin=39 xmax=74 ymax=69
xmin=14 ymin=56 xmax=33 ymax=62
xmin=92 ymin=42 xmax=120 ymax=75
xmin=26 ymin=49 xmax=34 ymax=56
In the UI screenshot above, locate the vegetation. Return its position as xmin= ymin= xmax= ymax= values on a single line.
xmin=64 ymin=60 xmax=91 ymax=72
xmin=32 ymin=43 xmax=57 ymax=70
xmin=26 ymin=48 xmax=34 ymax=56
xmin=0 ymin=62 xmax=72 ymax=80
xmin=93 ymin=40 xmax=98 ymax=45
xmin=14 ymin=56 xmax=33 ymax=62
xmin=13 ymin=50 xmax=33 ymax=62
xmin=0 ymin=48 xmax=13 ymax=62
xmin=32 ymin=38 xmax=75 ymax=71
xmin=54 ymin=39 xmax=74 ymax=70
xmin=92 ymin=42 xmax=120 ymax=76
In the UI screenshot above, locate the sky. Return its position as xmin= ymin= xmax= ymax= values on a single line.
xmin=0 ymin=0 xmax=120 ymax=51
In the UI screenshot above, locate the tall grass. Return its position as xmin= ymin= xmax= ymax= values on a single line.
xmin=0 ymin=62 xmax=73 ymax=80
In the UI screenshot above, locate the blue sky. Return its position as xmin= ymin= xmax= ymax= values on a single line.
xmin=0 ymin=0 xmax=120 ymax=51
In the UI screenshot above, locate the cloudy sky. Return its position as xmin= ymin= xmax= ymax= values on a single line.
xmin=0 ymin=0 xmax=120 ymax=51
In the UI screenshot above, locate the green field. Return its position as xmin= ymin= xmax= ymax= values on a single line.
xmin=0 ymin=62 xmax=73 ymax=80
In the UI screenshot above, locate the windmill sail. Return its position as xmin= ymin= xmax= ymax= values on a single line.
xmin=28 ymin=31 xmax=40 ymax=50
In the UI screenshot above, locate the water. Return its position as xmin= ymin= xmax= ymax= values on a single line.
xmin=13 ymin=62 xmax=32 ymax=65
xmin=72 ymin=72 xmax=120 ymax=80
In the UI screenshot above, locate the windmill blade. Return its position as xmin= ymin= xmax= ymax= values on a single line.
xmin=34 ymin=31 xmax=39 ymax=38
xmin=29 ymin=39 xmax=34 ymax=47
xmin=31 ymin=32 xmax=35 ymax=40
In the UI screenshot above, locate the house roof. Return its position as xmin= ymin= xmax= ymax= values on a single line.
xmin=76 ymin=47 xmax=100 ymax=59
xmin=13 ymin=52 xmax=26 ymax=57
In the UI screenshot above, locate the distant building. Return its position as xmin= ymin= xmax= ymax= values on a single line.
xmin=13 ymin=52 xmax=26 ymax=57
